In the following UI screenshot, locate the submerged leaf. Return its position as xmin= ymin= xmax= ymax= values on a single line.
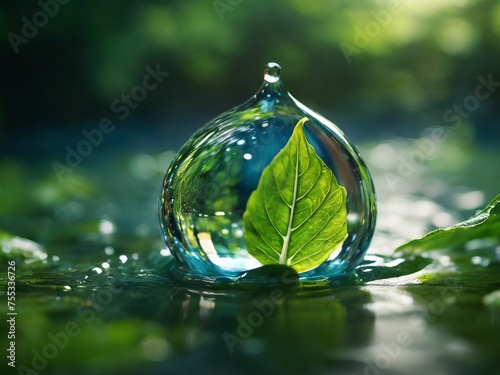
xmin=396 ymin=193 xmax=500 ymax=255
xmin=243 ymin=118 xmax=347 ymax=273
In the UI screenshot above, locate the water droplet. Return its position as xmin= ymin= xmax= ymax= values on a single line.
xmin=159 ymin=62 xmax=377 ymax=285
xmin=263 ymin=62 xmax=281 ymax=83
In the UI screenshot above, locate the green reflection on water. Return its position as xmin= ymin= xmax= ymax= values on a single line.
xmin=1 ymin=138 xmax=499 ymax=375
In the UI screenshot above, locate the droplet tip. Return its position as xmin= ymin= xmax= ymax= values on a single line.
xmin=263 ymin=62 xmax=281 ymax=83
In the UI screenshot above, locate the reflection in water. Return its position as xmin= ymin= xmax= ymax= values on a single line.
xmin=142 ymin=286 xmax=376 ymax=374
xmin=7 ymin=265 xmax=498 ymax=375
xmin=1 ymin=130 xmax=500 ymax=374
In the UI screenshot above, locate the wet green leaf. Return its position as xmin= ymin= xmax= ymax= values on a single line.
xmin=397 ymin=193 xmax=500 ymax=255
xmin=356 ymin=255 xmax=433 ymax=282
xmin=243 ymin=117 xmax=347 ymax=273
xmin=0 ymin=230 xmax=47 ymax=264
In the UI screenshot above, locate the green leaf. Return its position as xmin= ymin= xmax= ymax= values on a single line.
xmin=0 ymin=230 xmax=47 ymax=264
xmin=243 ymin=117 xmax=347 ymax=273
xmin=396 ymin=193 xmax=500 ymax=255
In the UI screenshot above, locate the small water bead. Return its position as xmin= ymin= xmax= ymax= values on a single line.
xmin=159 ymin=62 xmax=377 ymax=285
xmin=263 ymin=62 xmax=281 ymax=83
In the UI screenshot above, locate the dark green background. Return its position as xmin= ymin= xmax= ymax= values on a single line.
xmin=1 ymin=2 xmax=500 ymax=375
xmin=2 ymin=0 xmax=500 ymax=147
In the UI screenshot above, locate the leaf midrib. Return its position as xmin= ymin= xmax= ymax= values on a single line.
xmin=279 ymin=142 xmax=300 ymax=265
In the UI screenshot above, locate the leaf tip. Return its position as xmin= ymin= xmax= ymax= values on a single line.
xmin=297 ymin=117 xmax=309 ymax=128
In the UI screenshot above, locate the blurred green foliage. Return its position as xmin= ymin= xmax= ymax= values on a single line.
xmin=1 ymin=3 xmax=500 ymax=374
xmin=2 ymin=0 xmax=499 ymax=139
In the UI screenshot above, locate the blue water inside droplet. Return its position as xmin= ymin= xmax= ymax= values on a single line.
xmin=159 ymin=63 xmax=377 ymax=284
